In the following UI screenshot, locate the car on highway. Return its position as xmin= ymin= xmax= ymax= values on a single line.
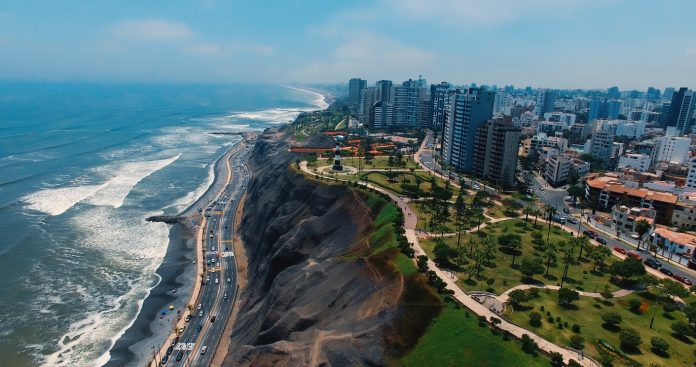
xmin=659 ymin=267 xmax=674 ymax=276
xmin=175 ymin=351 xmax=184 ymax=361
xmin=627 ymin=252 xmax=642 ymax=260
xmin=613 ymin=246 xmax=627 ymax=254
xmin=171 ymin=337 xmax=178 ymax=347
xmin=166 ymin=346 xmax=173 ymax=355
xmin=198 ymin=310 xmax=203 ymax=317
xmin=196 ymin=324 xmax=203 ymax=332
xmin=566 ymin=217 xmax=578 ymax=224
xmin=185 ymin=315 xmax=191 ymax=322
xmin=224 ymin=293 xmax=228 ymax=299
xmin=583 ymin=230 xmax=597 ymax=239
xmin=563 ymin=207 xmax=570 ymax=214
xmin=161 ymin=355 xmax=168 ymax=365
xmin=227 ymin=278 xmax=231 ymax=282
xmin=644 ymin=258 xmax=662 ymax=269
xmin=596 ymin=237 xmax=607 ymax=245
xmin=673 ymin=275 xmax=693 ymax=286
xmin=210 ymin=316 xmax=216 ymax=322
xmin=201 ymin=346 xmax=208 ymax=355
xmin=552 ymin=214 xmax=566 ymax=224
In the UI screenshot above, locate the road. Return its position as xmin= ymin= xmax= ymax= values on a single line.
xmin=168 ymin=143 xmax=252 ymax=367
xmin=417 ymin=130 xmax=694 ymax=285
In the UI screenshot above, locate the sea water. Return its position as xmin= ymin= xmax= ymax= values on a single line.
xmin=0 ymin=82 xmax=326 ymax=366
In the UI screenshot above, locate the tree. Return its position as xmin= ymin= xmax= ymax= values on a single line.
xmin=433 ymin=240 xmax=455 ymax=266
xmin=523 ymin=205 xmax=535 ymax=224
xmin=544 ymin=242 xmax=558 ymax=276
xmin=508 ymin=289 xmax=529 ymax=309
xmin=634 ymin=219 xmax=651 ymax=251
xmin=550 ymin=352 xmax=564 ymax=367
xmin=416 ymin=255 xmax=429 ymax=273
xmin=576 ymin=235 xmax=589 ymax=260
xmin=570 ymin=334 xmax=585 ymax=350
xmin=601 ymin=312 xmax=622 ymax=327
xmin=528 ymin=311 xmax=542 ymax=327
xmin=650 ymin=278 xmax=691 ymax=328
xmin=567 ymin=185 xmax=584 ymax=202
xmin=557 ymin=287 xmax=579 ymax=306
xmin=671 ymin=321 xmax=695 ymax=339
xmin=498 ymin=233 xmax=523 ymax=265
xmin=519 ymin=257 xmax=545 ymax=278
xmin=453 ymin=191 xmax=467 ymax=265
xmin=482 ymin=236 xmax=496 ymax=266
xmin=588 ymin=245 xmax=611 ymax=271
xmin=650 ymin=336 xmax=670 ymax=355
xmin=502 ymin=198 xmax=523 ymax=216
xmin=610 ymin=257 xmax=646 ymax=282
xmin=545 ymin=204 xmax=557 ymax=243
xmin=619 ymin=328 xmax=641 ymax=351
xmin=520 ymin=334 xmax=538 ymax=354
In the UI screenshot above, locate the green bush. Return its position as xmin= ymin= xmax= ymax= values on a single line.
xmin=650 ymin=336 xmax=669 ymax=355
xmin=570 ymin=334 xmax=585 ymax=350
xmin=619 ymin=328 xmax=641 ymax=351
xmin=528 ymin=311 xmax=542 ymax=327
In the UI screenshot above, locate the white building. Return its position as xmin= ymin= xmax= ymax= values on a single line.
xmin=543 ymin=112 xmax=576 ymax=128
xmin=544 ymin=154 xmax=590 ymax=186
xmin=617 ymin=153 xmax=651 ymax=172
xmin=598 ymin=119 xmax=646 ymax=139
xmin=530 ymin=133 xmax=568 ymax=153
xmin=656 ymin=135 xmax=691 ymax=164
xmin=685 ymin=156 xmax=696 ymax=188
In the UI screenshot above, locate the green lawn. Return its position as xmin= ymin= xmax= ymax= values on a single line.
xmin=408 ymin=201 xmax=474 ymax=233
xmin=508 ymin=289 xmax=694 ymax=367
xmin=420 ymin=219 xmax=622 ymax=294
xmin=363 ymin=155 xmax=420 ymax=169
xmin=359 ymin=171 xmax=459 ymax=197
xmin=400 ymin=302 xmax=550 ymax=367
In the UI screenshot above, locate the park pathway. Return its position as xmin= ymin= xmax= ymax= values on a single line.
xmin=298 ymin=160 xmax=598 ymax=367
xmin=498 ymin=284 xmax=635 ymax=303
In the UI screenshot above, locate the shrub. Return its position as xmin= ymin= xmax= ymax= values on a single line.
xmin=520 ymin=334 xmax=538 ymax=354
xmin=671 ymin=321 xmax=695 ymax=338
xmin=529 ymin=287 xmax=540 ymax=298
xmin=556 ymin=316 xmax=562 ymax=323
xmin=570 ymin=334 xmax=585 ymax=350
xmin=619 ymin=328 xmax=641 ymax=351
xmin=478 ymin=315 xmax=487 ymax=327
xmin=529 ymin=311 xmax=542 ymax=327
xmin=628 ymin=299 xmax=642 ymax=312
xmin=650 ymin=336 xmax=670 ymax=355
xmin=572 ymin=324 xmax=581 ymax=333
xmin=547 ymin=316 xmax=555 ymax=323
xmin=550 ymin=351 xmax=564 ymax=367
xmin=663 ymin=302 xmax=678 ymax=313
xmin=567 ymin=360 xmax=581 ymax=367
xmin=601 ymin=312 xmax=622 ymax=326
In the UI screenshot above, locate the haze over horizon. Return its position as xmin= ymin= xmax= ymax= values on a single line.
xmin=1 ymin=0 xmax=695 ymax=90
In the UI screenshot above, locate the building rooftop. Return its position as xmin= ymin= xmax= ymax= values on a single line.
xmin=653 ymin=226 xmax=696 ymax=247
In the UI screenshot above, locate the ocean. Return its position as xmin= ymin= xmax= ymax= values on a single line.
xmin=0 ymin=82 xmax=327 ymax=367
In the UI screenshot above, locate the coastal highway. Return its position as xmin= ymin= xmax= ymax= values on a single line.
xmin=169 ymin=142 xmax=252 ymax=367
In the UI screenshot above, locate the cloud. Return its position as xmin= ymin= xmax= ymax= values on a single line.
xmin=111 ymin=19 xmax=195 ymax=42
xmin=379 ymin=0 xmax=585 ymax=27
xmin=291 ymin=32 xmax=435 ymax=82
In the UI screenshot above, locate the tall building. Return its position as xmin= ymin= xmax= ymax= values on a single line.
xmin=535 ymin=89 xmax=556 ymax=116
xmin=393 ymin=78 xmax=427 ymax=129
xmin=376 ymin=80 xmax=394 ymax=104
xmin=472 ymin=116 xmax=521 ymax=187
xmin=667 ymin=87 xmax=696 ymax=135
xmin=663 ymin=87 xmax=675 ymax=101
xmin=589 ymin=132 xmax=614 ymax=165
xmin=358 ymin=87 xmax=376 ymax=125
xmin=656 ymin=135 xmax=691 ymax=164
xmin=544 ymin=154 xmax=590 ymax=187
xmin=442 ymin=88 xmax=495 ymax=172
xmin=588 ymin=99 xmax=622 ymax=122
xmin=372 ymin=100 xmax=393 ymax=130
xmin=348 ymin=78 xmax=367 ymax=108
xmin=685 ymin=156 xmax=696 ymax=188
xmin=430 ymin=82 xmax=453 ymax=132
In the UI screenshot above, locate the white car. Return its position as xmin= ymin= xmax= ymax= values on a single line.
xmin=199 ymin=310 xmax=203 ymax=317
xmin=197 ymin=303 xmax=202 ymax=310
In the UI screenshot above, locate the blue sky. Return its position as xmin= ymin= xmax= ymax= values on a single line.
xmin=1 ymin=0 xmax=694 ymax=89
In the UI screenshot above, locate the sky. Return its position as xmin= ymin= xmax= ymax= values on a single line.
xmin=0 ymin=0 xmax=695 ymax=90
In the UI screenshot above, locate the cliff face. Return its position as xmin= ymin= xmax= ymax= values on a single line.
xmin=224 ymin=128 xmax=405 ymax=366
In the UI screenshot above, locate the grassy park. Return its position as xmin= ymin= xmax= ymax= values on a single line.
xmin=400 ymin=302 xmax=550 ymax=367
xmin=508 ymin=289 xmax=695 ymax=367
xmin=420 ymin=219 xmax=624 ymax=294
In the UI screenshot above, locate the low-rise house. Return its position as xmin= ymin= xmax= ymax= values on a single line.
xmin=652 ymin=226 xmax=696 ymax=258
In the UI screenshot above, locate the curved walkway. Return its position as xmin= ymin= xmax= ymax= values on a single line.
xmin=499 ymin=284 xmax=635 ymax=303
xmin=298 ymin=160 xmax=598 ymax=367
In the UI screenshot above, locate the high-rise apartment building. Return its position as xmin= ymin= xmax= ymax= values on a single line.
xmin=588 ymin=99 xmax=622 ymax=122
xmin=348 ymin=78 xmax=367 ymax=108
xmin=589 ymin=132 xmax=614 ymax=165
xmin=372 ymin=100 xmax=393 ymax=130
xmin=376 ymin=80 xmax=394 ymax=104
xmin=535 ymin=89 xmax=556 ymax=116
xmin=656 ymin=135 xmax=691 ymax=164
xmin=472 ymin=116 xmax=521 ymax=187
xmin=667 ymin=87 xmax=696 ymax=135
xmin=358 ymin=87 xmax=376 ymax=125
xmin=430 ymin=82 xmax=453 ymax=132
xmin=393 ymin=78 xmax=427 ymax=129
xmin=442 ymin=88 xmax=495 ymax=172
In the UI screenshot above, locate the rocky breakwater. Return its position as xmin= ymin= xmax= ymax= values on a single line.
xmin=223 ymin=127 xmax=440 ymax=366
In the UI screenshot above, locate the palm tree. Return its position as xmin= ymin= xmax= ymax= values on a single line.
xmin=454 ymin=192 xmax=467 ymax=265
xmin=635 ymin=219 xmax=652 ymax=251
xmin=544 ymin=242 xmax=558 ymax=276
xmin=577 ymin=235 xmax=589 ymax=260
xmin=533 ymin=207 xmax=542 ymax=226
xmin=545 ymin=205 xmax=557 ymax=243
xmin=523 ymin=205 xmax=534 ymax=224
xmin=588 ymin=246 xmax=611 ymax=272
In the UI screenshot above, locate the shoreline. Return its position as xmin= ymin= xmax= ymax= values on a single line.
xmin=104 ymin=138 xmax=244 ymax=367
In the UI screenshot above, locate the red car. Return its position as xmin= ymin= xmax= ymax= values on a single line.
xmin=627 ymin=252 xmax=642 ymax=260
xmin=673 ymin=275 xmax=693 ymax=286
xmin=613 ymin=246 xmax=627 ymax=255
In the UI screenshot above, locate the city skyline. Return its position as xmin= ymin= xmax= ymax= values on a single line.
xmin=1 ymin=0 xmax=695 ymax=89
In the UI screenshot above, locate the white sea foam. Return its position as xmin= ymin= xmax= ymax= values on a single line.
xmin=228 ymin=108 xmax=305 ymax=124
xmin=281 ymin=85 xmax=329 ymax=110
xmin=21 ymin=155 xmax=180 ymax=216
xmin=43 ymin=208 xmax=168 ymax=367
xmin=168 ymin=158 xmax=216 ymax=213
xmin=85 ymin=155 xmax=180 ymax=208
